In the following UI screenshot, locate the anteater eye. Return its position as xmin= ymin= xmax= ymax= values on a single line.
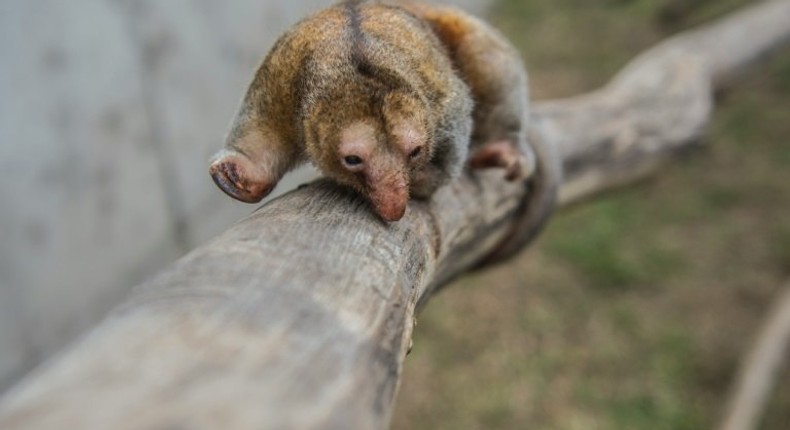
xmin=343 ymin=155 xmax=363 ymax=167
xmin=408 ymin=146 xmax=422 ymax=159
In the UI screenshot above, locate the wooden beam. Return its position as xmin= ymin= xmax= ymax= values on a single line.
xmin=1 ymin=1 xmax=789 ymax=429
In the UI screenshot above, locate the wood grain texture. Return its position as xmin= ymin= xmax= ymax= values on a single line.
xmin=1 ymin=1 xmax=789 ymax=429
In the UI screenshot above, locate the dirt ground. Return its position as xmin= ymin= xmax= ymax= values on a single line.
xmin=392 ymin=1 xmax=790 ymax=429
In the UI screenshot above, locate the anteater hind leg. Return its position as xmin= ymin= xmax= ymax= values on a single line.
xmin=407 ymin=2 xmax=562 ymax=259
xmin=403 ymin=2 xmax=534 ymax=180
xmin=460 ymin=30 xmax=533 ymax=181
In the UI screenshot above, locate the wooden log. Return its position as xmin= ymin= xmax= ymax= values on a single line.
xmin=1 ymin=1 xmax=789 ymax=429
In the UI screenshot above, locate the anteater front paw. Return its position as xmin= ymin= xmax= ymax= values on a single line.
xmin=209 ymin=149 xmax=274 ymax=203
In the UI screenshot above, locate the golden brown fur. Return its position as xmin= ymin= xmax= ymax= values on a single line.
xmin=210 ymin=0 xmax=557 ymax=224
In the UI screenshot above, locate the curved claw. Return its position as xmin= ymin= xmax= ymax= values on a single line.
xmin=209 ymin=150 xmax=273 ymax=203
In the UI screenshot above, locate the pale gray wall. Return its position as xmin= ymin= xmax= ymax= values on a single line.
xmin=0 ymin=0 xmax=489 ymax=392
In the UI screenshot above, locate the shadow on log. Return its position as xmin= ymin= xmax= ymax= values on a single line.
xmin=1 ymin=1 xmax=789 ymax=429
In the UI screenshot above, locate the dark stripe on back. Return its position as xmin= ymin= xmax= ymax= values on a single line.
xmin=343 ymin=1 xmax=419 ymax=98
xmin=344 ymin=0 xmax=372 ymax=77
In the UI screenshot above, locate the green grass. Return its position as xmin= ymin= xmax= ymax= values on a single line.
xmin=548 ymin=197 xmax=687 ymax=291
xmin=393 ymin=1 xmax=790 ymax=429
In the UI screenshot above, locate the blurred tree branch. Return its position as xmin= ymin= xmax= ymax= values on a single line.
xmin=719 ymin=285 xmax=790 ymax=430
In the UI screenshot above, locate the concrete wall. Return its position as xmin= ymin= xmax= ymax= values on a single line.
xmin=0 ymin=0 xmax=488 ymax=392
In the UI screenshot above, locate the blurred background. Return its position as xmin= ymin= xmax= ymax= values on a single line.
xmin=0 ymin=0 xmax=788 ymax=429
